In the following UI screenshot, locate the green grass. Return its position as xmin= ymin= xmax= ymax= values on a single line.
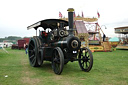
xmin=0 ymin=48 xmax=128 ymax=85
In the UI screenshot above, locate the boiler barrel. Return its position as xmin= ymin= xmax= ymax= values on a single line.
xmin=51 ymin=39 xmax=67 ymax=48
xmin=51 ymin=36 xmax=81 ymax=51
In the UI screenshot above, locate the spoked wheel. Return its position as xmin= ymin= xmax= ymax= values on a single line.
xmin=78 ymin=47 xmax=93 ymax=72
xmin=28 ymin=37 xmax=42 ymax=67
xmin=33 ymin=36 xmax=43 ymax=65
xmin=52 ymin=47 xmax=64 ymax=75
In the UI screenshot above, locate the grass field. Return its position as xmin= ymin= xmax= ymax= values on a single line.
xmin=0 ymin=48 xmax=128 ymax=85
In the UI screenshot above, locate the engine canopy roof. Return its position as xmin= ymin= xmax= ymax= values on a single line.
xmin=27 ymin=19 xmax=68 ymax=30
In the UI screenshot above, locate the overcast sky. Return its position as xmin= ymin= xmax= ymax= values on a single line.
xmin=0 ymin=0 xmax=128 ymax=38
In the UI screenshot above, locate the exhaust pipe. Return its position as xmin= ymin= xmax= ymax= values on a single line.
xmin=67 ymin=8 xmax=74 ymax=35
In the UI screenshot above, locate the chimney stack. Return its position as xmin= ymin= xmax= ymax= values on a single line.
xmin=67 ymin=8 xmax=74 ymax=35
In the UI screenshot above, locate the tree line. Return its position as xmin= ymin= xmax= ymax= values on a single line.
xmin=0 ymin=36 xmax=30 ymax=42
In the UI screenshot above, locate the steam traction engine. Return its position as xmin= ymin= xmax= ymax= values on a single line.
xmin=27 ymin=8 xmax=93 ymax=75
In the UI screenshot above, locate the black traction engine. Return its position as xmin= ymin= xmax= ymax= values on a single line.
xmin=27 ymin=8 xmax=93 ymax=75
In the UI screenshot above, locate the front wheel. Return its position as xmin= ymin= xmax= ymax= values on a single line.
xmin=78 ymin=47 xmax=93 ymax=72
xmin=52 ymin=47 xmax=64 ymax=75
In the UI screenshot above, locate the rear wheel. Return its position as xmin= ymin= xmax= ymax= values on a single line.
xmin=33 ymin=36 xmax=43 ymax=65
xmin=52 ymin=47 xmax=64 ymax=75
xmin=28 ymin=37 xmax=39 ymax=67
xmin=78 ymin=47 xmax=93 ymax=72
xmin=28 ymin=37 xmax=43 ymax=67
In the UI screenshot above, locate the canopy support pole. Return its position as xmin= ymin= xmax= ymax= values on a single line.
xmin=36 ymin=30 xmax=37 ymax=36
